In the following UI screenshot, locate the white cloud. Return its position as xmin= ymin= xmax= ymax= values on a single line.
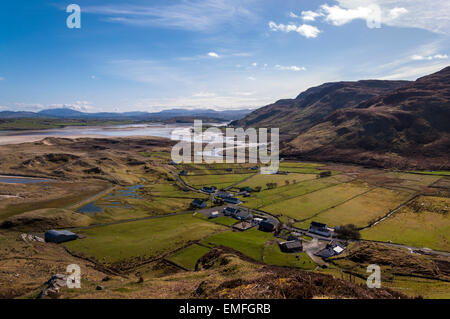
xmin=268 ymin=21 xmax=321 ymax=38
xmin=411 ymin=54 xmax=448 ymax=61
xmin=275 ymin=65 xmax=306 ymax=71
xmin=389 ymin=7 xmax=408 ymax=19
xmin=332 ymin=0 xmax=450 ymax=34
xmin=289 ymin=12 xmax=300 ymax=19
xmin=208 ymin=52 xmax=220 ymax=58
xmin=247 ymin=76 xmax=256 ymax=81
xmin=320 ymin=4 xmax=380 ymax=26
xmin=252 ymin=62 xmax=258 ymax=67
xmin=301 ymin=10 xmax=323 ymax=21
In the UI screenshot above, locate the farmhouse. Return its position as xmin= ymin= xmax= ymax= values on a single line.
xmin=309 ymin=221 xmax=331 ymax=237
xmin=202 ymin=186 xmax=217 ymax=193
xmin=234 ymin=210 xmax=252 ymax=221
xmin=217 ymin=191 xmax=232 ymax=199
xmin=191 ymin=199 xmax=207 ymax=209
xmin=223 ymin=207 xmax=239 ymax=216
xmin=45 ymin=229 xmax=78 ymax=243
xmin=224 ymin=197 xmax=241 ymax=205
xmin=259 ymin=219 xmax=279 ymax=232
xmin=279 ymin=240 xmax=303 ymax=253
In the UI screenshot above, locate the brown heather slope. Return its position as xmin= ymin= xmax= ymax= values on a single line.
xmin=232 ymin=79 xmax=409 ymax=140
xmin=285 ymin=66 xmax=450 ymax=169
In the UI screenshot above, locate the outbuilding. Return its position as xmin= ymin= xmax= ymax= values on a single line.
xmin=234 ymin=210 xmax=252 ymax=221
xmin=224 ymin=197 xmax=241 ymax=205
xmin=191 ymin=199 xmax=207 ymax=209
xmin=224 ymin=207 xmax=239 ymax=216
xmin=44 ymin=230 xmax=78 ymax=244
xmin=279 ymin=240 xmax=303 ymax=253
xmin=259 ymin=219 xmax=279 ymax=232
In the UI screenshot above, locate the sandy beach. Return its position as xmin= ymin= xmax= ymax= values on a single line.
xmin=0 ymin=134 xmax=107 ymax=145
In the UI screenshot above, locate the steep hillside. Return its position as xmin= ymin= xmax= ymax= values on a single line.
xmin=285 ymin=66 xmax=450 ymax=169
xmin=232 ymin=80 xmax=409 ymax=140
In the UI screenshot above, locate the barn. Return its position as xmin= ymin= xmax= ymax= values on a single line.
xmin=44 ymin=230 xmax=78 ymax=243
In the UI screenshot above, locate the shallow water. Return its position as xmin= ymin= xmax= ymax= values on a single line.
xmin=0 ymin=176 xmax=50 ymax=184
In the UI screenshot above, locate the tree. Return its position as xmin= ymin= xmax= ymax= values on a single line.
xmin=285 ymin=180 xmax=290 ymax=186
xmin=335 ymin=224 xmax=361 ymax=240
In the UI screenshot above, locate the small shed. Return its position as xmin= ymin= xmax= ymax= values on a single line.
xmin=45 ymin=230 xmax=78 ymax=244
xmin=209 ymin=211 xmax=219 ymax=219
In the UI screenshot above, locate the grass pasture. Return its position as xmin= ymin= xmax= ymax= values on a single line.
xmin=166 ymin=244 xmax=211 ymax=270
xmin=182 ymin=173 xmax=254 ymax=189
xmin=201 ymin=228 xmax=274 ymax=262
xmin=236 ymin=173 xmax=317 ymax=189
xmin=261 ymin=180 xmax=372 ymax=221
xmin=294 ymin=187 xmax=412 ymax=228
xmin=361 ymin=196 xmax=450 ymax=251
xmin=64 ymin=214 xmax=227 ymax=265
xmin=263 ymin=241 xmax=316 ymax=270
xmin=241 ymin=176 xmax=341 ymax=209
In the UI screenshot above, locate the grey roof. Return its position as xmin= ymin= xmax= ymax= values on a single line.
xmin=280 ymin=240 xmax=302 ymax=250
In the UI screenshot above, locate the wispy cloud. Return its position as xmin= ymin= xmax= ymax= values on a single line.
xmin=275 ymin=65 xmax=306 ymax=71
xmin=268 ymin=21 xmax=321 ymax=38
xmin=301 ymin=10 xmax=323 ymax=22
xmin=84 ymin=0 xmax=256 ymax=31
xmin=0 ymin=77 xmax=4 ymax=81
xmin=411 ymin=54 xmax=448 ymax=61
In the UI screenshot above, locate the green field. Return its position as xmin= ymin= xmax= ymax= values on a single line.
xmin=182 ymin=173 xmax=254 ymax=189
xmin=261 ymin=180 xmax=372 ymax=221
xmin=361 ymin=196 xmax=450 ymax=251
xmin=294 ymin=187 xmax=412 ymax=228
xmin=201 ymin=228 xmax=274 ymax=262
xmin=408 ymin=171 xmax=450 ymax=177
xmin=236 ymin=173 xmax=317 ymax=189
xmin=166 ymin=244 xmax=211 ymax=270
xmin=210 ymin=216 xmax=238 ymax=226
xmin=263 ymin=241 xmax=316 ymax=270
xmin=241 ymin=176 xmax=342 ymax=209
xmin=64 ymin=214 xmax=227 ymax=265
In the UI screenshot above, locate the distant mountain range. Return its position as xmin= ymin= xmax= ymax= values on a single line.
xmin=0 ymin=108 xmax=253 ymax=122
xmin=233 ymin=66 xmax=450 ymax=170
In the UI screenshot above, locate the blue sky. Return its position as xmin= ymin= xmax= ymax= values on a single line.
xmin=0 ymin=0 xmax=449 ymax=112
